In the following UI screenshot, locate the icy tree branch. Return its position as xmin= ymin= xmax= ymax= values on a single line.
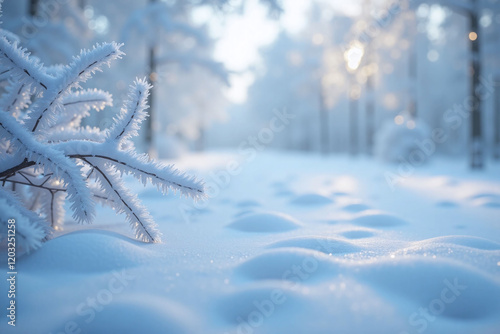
xmin=0 ymin=18 xmax=204 ymax=252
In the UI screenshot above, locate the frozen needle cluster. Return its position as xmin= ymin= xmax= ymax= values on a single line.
xmin=0 ymin=23 xmax=204 ymax=253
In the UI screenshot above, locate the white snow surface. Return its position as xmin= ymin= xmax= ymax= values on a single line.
xmin=1 ymin=151 xmax=500 ymax=334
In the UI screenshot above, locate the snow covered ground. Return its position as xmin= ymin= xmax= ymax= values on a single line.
xmin=2 ymin=151 xmax=500 ymax=334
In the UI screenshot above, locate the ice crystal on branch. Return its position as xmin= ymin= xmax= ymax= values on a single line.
xmin=0 ymin=25 xmax=204 ymax=253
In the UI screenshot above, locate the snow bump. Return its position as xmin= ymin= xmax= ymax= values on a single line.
xmin=349 ymin=210 xmax=407 ymax=228
xmin=267 ymin=236 xmax=363 ymax=254
xmin=289 ymin=193 xmax=334 ymax=206
xmin=341 ymin=230 xmax=376 ymax=239
xmin=340 ymin=202 xmax=371 ymax=213
xmin=226 ymin=212 xmax=302 ymax=233
xmin=235 ymin=248 xmax=339 ymax=282
xmin=18 ymin=230 xmax=155 ymax=273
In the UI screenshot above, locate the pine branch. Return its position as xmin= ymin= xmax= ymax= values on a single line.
xmin=0 ymin=29 xmax=20 ymax=44
xmin=52 ymin=88 xmax=113 ymax=128
xmin=1 ymin=170 xmax=66 ymax=193
xmin=88 ymin=182 xmax=115 ymax=207
xmin=0 ymin=81 xmax=32 ymax=116
xmin=51 ymin=139 xmax=205 ymax=199
xmin=0 ymin=24 xmax=204 ymax=249
xmin=0 ymin=37 xmax=51 ymax=92
xmin=2 ymin=176 xmax=115 ymax=209
xmin=81 ymin=157 xmax=161 ymax=243
xmin=0 ymin=112 xmax=94 ymax=223
xmin=107 ymin=77 xmax=151 ymax=143
xmin=27 ymin=42 xmax=124 ymax=133
xmin=0 ymin=186 xmax=50 ymax=253
xmin=46 ymin=126 xmax=106 ymax=144
xmin=0 ymin=158 xmax=36 ymax=179
xmin=40 ymin=187 xmax=66 ymax=229
xmin=86 ymin=149 xmax=204 ymax=199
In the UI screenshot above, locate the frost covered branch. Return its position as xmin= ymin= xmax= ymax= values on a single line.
xmin=0 ymin=25 xmax=205 ymax=253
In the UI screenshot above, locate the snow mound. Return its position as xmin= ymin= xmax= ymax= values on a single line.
xmin=340 ymin=202 xmax=371 ymax=212
xmin=217 ymin=280 xmax=402 ymax=334
xmin=393 ymin=236 xmax=500 ymax=272
xmin=413 ymin=235 xmax=500 ymax=250
xmin=226 ymin=212 xmax=302 ymax=233
xmin=357 ymin=257 xmax=500 ymax=320
xmin=18 ymin=230 xmax=154 ymax=273
xmin=216 ymin=282 xmax=304 ymax=325
xmin=289 ymin=193 xmax=333 ymax=206
xmin=341 ymin=230 xmax=376 ymax=239
xmin=374 ymin=118 xmax=432 ymax=163
xmin=468 ymin=193 xmax=500 ymax=208
xmin=75 ymin=295 xmax=195 ymax=334
xmin=235 ymin=249 xmax=339 ymax=282
xmin=468 ymin=193 xmax=500 ymax=201
xmin=349 ymin=210 xmax=407 ymax=227
xmin=267 ymin=236 xmax=362 ymax=254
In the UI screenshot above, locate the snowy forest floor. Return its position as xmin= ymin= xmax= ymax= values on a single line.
xmin=2 ymin=151 xmax=500 ymax=334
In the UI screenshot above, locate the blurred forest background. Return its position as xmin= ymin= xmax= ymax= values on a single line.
xmin=3 ymin=0 xmax=500 ymax=169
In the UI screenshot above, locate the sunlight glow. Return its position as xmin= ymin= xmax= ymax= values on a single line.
xmin=203 ymin=0 xmax=280 ymax=103
xmin=280 ymin=0 xmax=311 ymax=34
xmin=197 ymin=0 xmax=369 ymax=103
xmin=223 ymin=72 xmax=256 ymax=104
xmin=212 ymin=1 xmax=279 ymax=72
xmin=344 ymin=41 xmax=364 ymax=71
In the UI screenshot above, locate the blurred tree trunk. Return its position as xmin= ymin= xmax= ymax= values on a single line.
xmin=494 ymin=76 xmax=500 ymax=160
xmin=196 ymin=103 xmax=205 ymax=152
xmin=319 ymin=83 xmax=329 ymax=155
xmin=145 ymin=0 xmax=157 ymax=151
xmin=408 ymin=50 xmax=417 ymax=118
xmin=469 ymin=1 xmax=483 ymax=169
xmin=364 ymin=41 xmax=375 ymax=156
xmin=408 ymin=13 xmax=418 ymax=119
xmin=365 ymin=71 xmax=374 ymax=155
xmin=349 ymin=77 xmax=358 ymax=156
xmin=363 ymin=0 xmax=374 ymax=155
xmin=145 ymin=46 xmax=156 ymax=147
xmin=29 ymin=0 xmax=38 ymax=16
